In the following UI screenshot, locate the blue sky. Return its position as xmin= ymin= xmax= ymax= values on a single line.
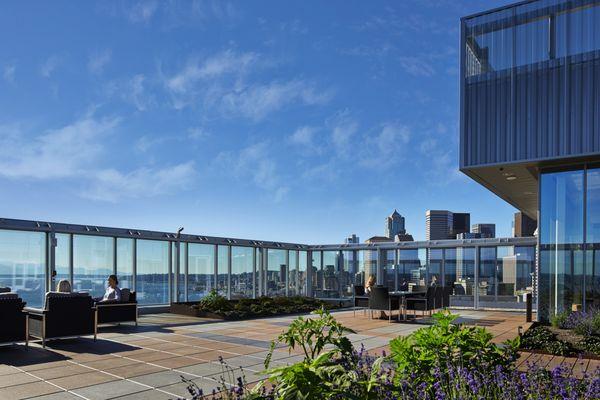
xmin=0 ymin=0 xmax=517 ymax=244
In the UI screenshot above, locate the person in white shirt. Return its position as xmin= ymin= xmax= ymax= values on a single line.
xmin=100 ymin=274 xmax=121 ymax=302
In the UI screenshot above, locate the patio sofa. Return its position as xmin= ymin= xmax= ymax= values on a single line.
xmin=25 ymin=292 xmax=95 ymax=348
xmin=94 ymin=289 xmax=138 ymax=335
xmin=0 ymin=288 xmax=28 ymax=346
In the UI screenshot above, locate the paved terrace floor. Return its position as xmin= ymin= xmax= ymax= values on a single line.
xmin=0 ymin=309 xmax=536 ymax=400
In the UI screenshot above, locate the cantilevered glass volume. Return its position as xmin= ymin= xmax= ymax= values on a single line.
xmin=461 ymin=0 xmax=600 ymax=320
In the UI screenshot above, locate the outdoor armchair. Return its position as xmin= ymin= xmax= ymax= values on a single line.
xmin=0 ymin=292 xmax=28 ymax=347
xmin=353 ymin=285 xmax=369 ymax=317
xmin=25 ymin=292 xmax=95 ymax=348
xmin=368 ymin=286 xmax=401 ymax=323
xmin=94 ymin=289 xmax=138 ymax=336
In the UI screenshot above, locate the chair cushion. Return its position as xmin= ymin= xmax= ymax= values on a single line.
xmin=0 ymin=287 xmax=11 ymax=293
xmin=121 ymin=288 xmax=130 ymax=302
xmin=44 ymin=291 xmax=91 ymax=310
xmin=0 ymin=293 xmax=19 ymax=299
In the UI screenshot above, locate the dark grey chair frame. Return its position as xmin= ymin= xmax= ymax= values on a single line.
xmin=368 ymin=286 xmax=401 ymax=323
xmin=0 ymin=296 xmax=28 ymax=347
xmin=94 ymin=292 xmax=138 ymax=337
xmin=25 ymin=295 xmax=96 ymax=348
xmin=353 ymin=285 xmax=369 ymax=317
xmin=404 ymin=286 xmax=437 ymax=318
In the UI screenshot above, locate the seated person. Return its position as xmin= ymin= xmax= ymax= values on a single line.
xmin=365 ymin=275 xmax=387 ymax=319
xmin=56 ymin=279 xmax=72 ymax=293
xmin=96 ymin=275 xmax=121 ymax=303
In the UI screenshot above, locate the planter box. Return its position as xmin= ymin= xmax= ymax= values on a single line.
xmin=170 ymin=302 xmax=225 ymax=319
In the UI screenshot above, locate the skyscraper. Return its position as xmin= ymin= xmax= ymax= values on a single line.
xmin=472 ymin=223 xmax=496 ymax=238
xmin=426 ymin=210 xmax=452 ymax=240
xmin=426 ymin=210 xmax=471 ymax=240
xmin=345 ymin=234 xmax=359 ymax=244
xmin=451 ymin=213 xmax=470 ymax=237
xmin=385 ymin=210 xmax=406 ymax=239
xmin=513 ymin=212 xmax=536 ymax=237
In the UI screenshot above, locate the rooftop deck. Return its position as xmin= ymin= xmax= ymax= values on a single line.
xmin=0 ymin=309 xmax=534 ymax=400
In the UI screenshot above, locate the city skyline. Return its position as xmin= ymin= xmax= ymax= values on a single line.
xmin=0 ymin=0 xmax=518 ymax=244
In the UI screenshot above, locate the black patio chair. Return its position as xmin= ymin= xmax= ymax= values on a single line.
xmin=95 ymin=289 xmax=138 ymax=336
xmin=405 ymin=286 xmax=437 ymax=318
xmin=368 ymin=286 xmax=401 ymax=323
xmin=353 ymin=285 xmax=369 ymax=317
xmin=25 ymin=292 xmax=95 ymax=348
xmin=0 ymin=292 xmax=28 ymax=347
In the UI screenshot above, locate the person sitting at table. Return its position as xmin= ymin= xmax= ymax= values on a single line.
xmin=96 ymin=274 xmax=121 ymax=303
xmin=365 ymin=274 xmax=387 ymax=319
xmin=56 ymin=279 xmax=72 ymax=293
xmin=399 ymin=279 xmax=409 ymax=292
xmin=430 ymin=275 xmax=438 ymax=287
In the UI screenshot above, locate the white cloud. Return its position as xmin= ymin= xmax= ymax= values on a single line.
xmin=359 ymin=122 xmax=411 ymax=168
xmin=214 ymin=141 xmax=288 ymax=202
xmin=129 ymin=0 xmax=159 ymax=23
xmin=289 ymin=126 xmax=317 ymax=147
xmin=220 ymin=80 xmax=332 ymax=121
xmin=84 ymin=162 xmax=195 ymax=202
xmin=0 ymin=115 xmax=119 ymax=179
xmin=88 ymin=49 xmax=112 ymax=74
xmin=166 ymin=50 xmax=258 ymax=94
xmin=187 ymin=127 xmax=210 ymax=140
xmin=398 ymin=56 xmax=435 ymax=77
xmin=40 ymin=55 xmax=61 ymax=78
xmin=329 ymin=113 xmax=358 ymax=158
xmin=3 ymin=63 xmax=15 ymax=83
xmin=125 ymin=74 xmax=152 ymax=111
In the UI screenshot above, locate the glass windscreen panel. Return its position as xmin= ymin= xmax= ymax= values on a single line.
xmin=217 ymin=246 xmax=229 ymax=298
xmin=449 ymin=247 xmax=475 ymax=308
xmin=55 ymin=233 xmax=71 ymax=288
xmin=116 ymin=238 xmax=134 ymax=292
xmin=298 ymin=250 xmax=307 ymax=296
xmin=267 ymin=249 xmax=286 ymax=297
xmin=320 ymin=251 xmax=340 ymax=298
xmin=188 ymin=243 xmax=214 ymax=301
xmin=73 ymin=235 xmax=113 ymax=298
xmin=0 ymin=230 xmax=46 ymax=308
xmin=382 ymin=249 xmax=396 ymax=291
xmin=288 ymin=250 xmax=298 ymax=296
xmin=428 ymin=249 xmax=443 ymax=287
xmin=136 ymin=239 xmax=169 ymax=305
xmin=231 ymin=246 xmax=253 ymax=299
xmin=311 ymin=251 xmax=322 ymax=296
xmin=587 ymin=168 xmax=600 ymax=309
xmin=398 ymin=249 xmax=426 ymax=292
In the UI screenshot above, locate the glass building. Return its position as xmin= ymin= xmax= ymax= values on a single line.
xmin=0 ymin=218 xmax=535 ymax=312
xmin=461 ymin=0 xmax=600 ymax=320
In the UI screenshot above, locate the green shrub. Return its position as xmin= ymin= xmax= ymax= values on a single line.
xmin=389 ymin=310 xmax=518 ymax=384
xmin=265 ymin=307 xmax=355 ymax=368
xmin=580 ymin=335 xmax=600 ymax=354
xmin=550 ymin=310 xmax=570 ymax=328
xmin=520 ymin=326 xmax=574 ymax=356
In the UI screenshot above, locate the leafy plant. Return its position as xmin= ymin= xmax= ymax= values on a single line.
xmin=265 ymin=307 xmax=355 ymax=368
xmin=580 ymin=335 xmax=600 ymax=354
xmin=389 ymin=310 xmax=518 ymax=384
xmin=520 ymin=325 xmax=574 ymax=356
xmin=550 ymin=309 xmax=570 ymax=328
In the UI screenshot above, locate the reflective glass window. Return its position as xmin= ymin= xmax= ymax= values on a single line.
xmin=0 ymin=230 xmax=46 ymax=308
xmin=73 ymin=235 xmax=113 ymax=298
xmin=231 ymin=246 xmax=253 ymax=299
xmin=136 ymin=239 xmax=169 ymax=304
xmin=188 ymin=243 xmax=214 ymax=300
xmin=116 ymin=238 xmax=134 ymax=291
xmin=267 ymin=249 xmax=286 ymax=297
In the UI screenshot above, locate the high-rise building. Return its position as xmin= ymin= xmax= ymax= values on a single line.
xmin=513 ymin=212 xmax=536 ymax=237
xmin=385 ymin=210 xmax=406 ymax=239
xmin=426 ymin=210 xmax=470 ymax=240
xmin=345 ymin=234 xmax=360 ymax=244
xmin=451 ymin=213 xmax=470 ymax=237
xmin=460 ymin=0 xmax=600 ymax=320
xmin=426 ymin=210 xmax=452 ymax=240
xmin=472 ymin=223 xmax=496 ymax=238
